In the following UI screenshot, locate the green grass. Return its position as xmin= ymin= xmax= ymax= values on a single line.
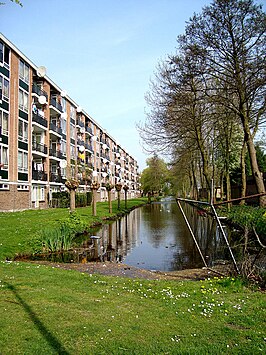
xmin=0 ymin=198 xmax=148 ymax=260
xmin=0 ymin=261 xmax=265 ymax=354
xmin=0 ymin=198 xmax=265 ymax=354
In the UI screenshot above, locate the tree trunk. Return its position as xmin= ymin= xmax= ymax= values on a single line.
xmin=245 ymin=128 xmax=266 ymax=207
xmin=70 ymin=189 xmax=75 ymax=212
xmin=117 ymin=191 xmax=121 ymax=210
xmin=124 ymin=191 xmax=128 ymax=209
xmin=108 ymin=190 xmax=112 ymax=213
xmin=240 ymin=142 xmax=247 ymax=205
xmin=92 ymin=189 xmax=97 ymax=216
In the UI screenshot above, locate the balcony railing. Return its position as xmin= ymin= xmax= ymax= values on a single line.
xmin=32 ymin=170 xmax=48 ymax=181
xmin=76 ymin=119 xmax=84 ymax=127
xmin=49 ymin=149 xmax=63 ymax=159
xmin=49 ymin=122 xmax=63 ymax=135
xmin=32 ymin=141 xmax=48 ymax=154
xmin=32 ymin=112 xmax=48 ymax=128
xmin=85 ymin=142 xmax=93 ymax=151
xmin=50 ymin=172 xmax=65 ymax=183
xmin=85 ymin=126 xmax=93 ymax=134
xmin=32 ymin=83 xmax=48 ymax=99
xmin=50 ymin=97 xmax=63 ymax=112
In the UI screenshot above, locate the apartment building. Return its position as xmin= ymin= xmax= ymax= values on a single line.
xmin=0 ymin=34 xmax=140 ymax=211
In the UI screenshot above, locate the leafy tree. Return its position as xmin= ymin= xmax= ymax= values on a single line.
xmin=140 ymin=155 xmax=169 ymax=196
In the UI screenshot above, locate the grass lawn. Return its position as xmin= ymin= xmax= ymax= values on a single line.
xmin=1 ymin=261 xmax=265 ymax=354
xmin=0 ymin=198 xmax=148 ymax=261
xmin=0 ymin=199 xmax=265 ymax=354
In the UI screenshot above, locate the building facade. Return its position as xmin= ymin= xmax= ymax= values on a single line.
xmin=0 ymin=34 xmax=140 ymax=211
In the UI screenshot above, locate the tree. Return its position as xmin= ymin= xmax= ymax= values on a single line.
xmin=140 ymin=155 xmax=169 ymax=196
xmin=182 ymin=0 xmax=266 ymax=206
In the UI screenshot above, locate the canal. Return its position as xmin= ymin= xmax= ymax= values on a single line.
xmin=77 ymin=198 xmax=232 ymax=271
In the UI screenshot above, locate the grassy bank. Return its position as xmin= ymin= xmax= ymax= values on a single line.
xmin=0 ymin=199 xmax=265 ymax=354
xmin=1 ymin=261 xmax=265 ymax=354
xmin=0 ymin=198 xmax=148 ymax=261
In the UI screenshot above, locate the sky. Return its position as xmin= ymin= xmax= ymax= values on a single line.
xmin=1 ymin=0 xmax=213 ymax=170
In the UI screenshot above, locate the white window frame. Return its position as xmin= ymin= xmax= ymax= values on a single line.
xmin=0 ymin=145 xmax=8 ymax=170
xmin=18 ymin=118 xmax=28 ymax=142
xmin=19 ymin=59 xmax=30 ymax=83
xmin=19 ymin=88 xmax=29 ymax=112
xmin=0 ymin=109 xmax=8 ymax=136
xmin=18 ymin=150 xmax=28 ymax=173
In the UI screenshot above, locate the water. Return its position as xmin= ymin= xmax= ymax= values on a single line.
xmin=30 ymin=199 xmax=236 ymax=271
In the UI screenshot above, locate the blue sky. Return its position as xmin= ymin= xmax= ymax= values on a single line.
xmin=1 ymin=0 xmax=212 ymax=170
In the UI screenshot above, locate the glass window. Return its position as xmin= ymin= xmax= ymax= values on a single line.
xmin=0 ymin=41 xmax=3 ymax=64
xmin=19 ymin=60 xmax=30 ymax=83
xmin=61 ymin=97 xmax=66 ymax=112
xmin=19 ymin=89 xmax=28 ymax=112
xmin=3 ymin=78 xmax=9 ymax=101
xmin=4 ymin=46 xmax=10 ymax=68
xmin=18 ymin=150 xmax=28 ymax=172
xmin=18 ymin=119 xmax=28 ymax=142
xmin=0 ymin=110 xmax=8 ymax=135
xmin=1 ymin=146 xmax=8 ymax=168
xmin=0 ymin=76 xmax=2 ymax=99
xmin=70 ymin=123 xmax=75 ymax=139
xmin=61 ymin=117 xmax=66 ymax=134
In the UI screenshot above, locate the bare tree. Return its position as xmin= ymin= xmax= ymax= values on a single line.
xmin=182 ymin=0 xmax=266 ymax=206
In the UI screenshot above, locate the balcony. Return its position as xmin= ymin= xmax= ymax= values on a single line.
xmin=32 ymin=170 xmax=48 ymax=181
xmin=49 ymin=149 xmax=63 ymax=159
xmin=49 ymin=122 xmax=62 ymax=136
xmin=50 ymin=172 xmax=65 ymax=183
xmin=32 ymin=141 xmax=48 ymax=155
xmin=76 ymin=119 xmax=84 ymax=128
xmin=50 ymin=97 xmax=63 ymax=113
xmin=32 ymin=83 xmax=48 ymax=99
xmin=85 ymin=142 xmax=93 ymax=152
xmin=32 ymin=112 xmax=48 ymax=128
xmin=85 ymin=126 xmax=93 ymax=134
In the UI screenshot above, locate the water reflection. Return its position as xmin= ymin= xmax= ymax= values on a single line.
xmin=32 ymin=199 xmax=237 ymax=271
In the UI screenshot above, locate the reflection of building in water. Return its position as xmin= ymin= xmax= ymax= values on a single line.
xmin=77 ymin=209 xmax=141 ymax=263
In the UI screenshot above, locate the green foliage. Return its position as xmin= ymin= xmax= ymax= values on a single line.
xmin=227 ymin=206 xmax=266 ymax=236
xmin=141 ymin=155 xmax=170 ymax=195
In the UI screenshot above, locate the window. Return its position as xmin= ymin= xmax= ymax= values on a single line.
xmin=70 ymin=123 xmax=75 ymax=139
xmin=61 ymin=116 xmax=66 ymax=134
xmin=3 ymin=78 xmax=9 ymax=102
xmin=70 ymin=144 xmax=75 ymax=158
xmin=0 ymin=75 xmax=9 ymax=102
xmin=61 ymin=97 xmax=66 ymax=113
xmin=19 ymin=60 xmax=29 ymax=83
xmin=18 ymin=150 xmax=28 ymax=172
xmin=70 ymin=105 xmax=76 ymax=120
xmin=19 ymin=89 xmax=28 ymax=112
xmin=0 ymin=42 xmax=10 ymax=68
xmin=18 ymin=119 xmax=28 ymax=142
xmin=0 ymin=146 xmax=8 ymax=169
xmin=61 ymin=140 xmax=66 ymax=156
xmin=0 ymin=42 xmax=3 ymax=65
xmin=0 ymin=110 xmax=8 ymax=135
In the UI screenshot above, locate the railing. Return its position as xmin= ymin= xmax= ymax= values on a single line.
xmin=85 ymin=126 xmax=93 ymax=134
xmin=49 ymin=149 xmax=63 ymax=159
xmin=49 ymin=122 xmax=63 ymax=135
xmin=85 ymin=142 xmax=93 ymax=151
xmin=32 ymin=83 xmax=48 ymax=99
xmin=32 ymin=113 xmax=48 ymax=128
xmin=50 ymin=172 xmax=64 ymax=183
xmin=76 ymin=119 xmax=84 ymax=127
xmin=32 ymin=170 xmax=48 ymax=181
xmin=32 ymin=141 xmax=48 ymax=154
xmin=50 ymin=97 xmax=63 ymax=112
